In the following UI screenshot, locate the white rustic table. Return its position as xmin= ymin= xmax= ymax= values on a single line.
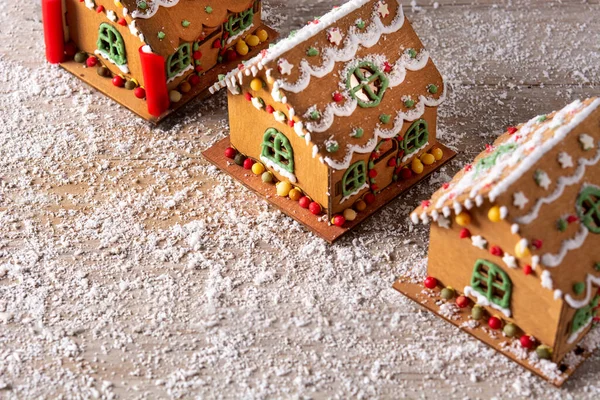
xmin=0 ymin=0 xmax=599 ymax=398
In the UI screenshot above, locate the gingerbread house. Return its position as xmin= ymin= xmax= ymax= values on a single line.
xmin=204 ymin=0 xmax=454 ymax=242
xmin=399 ymin=98 xmax=600 ymax=384
xmin=41 ymin=0 xmax=275 ymax=122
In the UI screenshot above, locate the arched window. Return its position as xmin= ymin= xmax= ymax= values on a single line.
xmin=576 ymin=186 xmax=600 ymax=234
xmin=470 ymin=259 xmax=512 ymax=310
xmin=342 ymin=161 xmax=367 ymax=197
xmin=166 ymin=44 xmax=192 ymax=79
xmin=261 ymin=128 xmax=294 ymax=174
xmin=346 ymin=61 xmax=389 ymax=108
xmin=97 ymin=23 xmax=126 ymax=66
xmin=224 ymin=8 xmax=254 ymax=37
xmin=401 ymin=119 xmax=429 ymax=155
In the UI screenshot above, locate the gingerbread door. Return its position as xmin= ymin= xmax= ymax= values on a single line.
xmin=369 ymin=139 xmax=400 ymax=193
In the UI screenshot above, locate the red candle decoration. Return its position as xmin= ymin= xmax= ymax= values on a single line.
xmin=138 ymin=47 xmax=170 ymax=117
xmin=42 ymin=0 xmax=65 ymax=64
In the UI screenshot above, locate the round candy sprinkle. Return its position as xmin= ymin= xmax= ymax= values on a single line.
xmin=343 ymin=208 xmax=357 ymax=221
xmin=179 ymin=81 xmax=191 ymax=93
xmin=276 ymin=181 xmax=292 ymax=197
xmin=455 ymin=212 xmax=471 ymax=227
xmin=441 ymin=287 xmax=455 ymax=300
xmin=133 ymin=87 xmax=146 ymax=99
xmin=411 ymin=158 xmax=424 ymax=174
xmin=251 ymin=162 xmax=265 ymax=175
xmin=536 ymin=345 xmax=552 ymax=360
xmin=243 ymin=158 xmax=254 ymax=170
xmin=235 ymin=40 xmax=249 ymax=56
xmin=431 ymin=147 xmax=443 ymax=161
xmin=471 ymin=305 xmax=484 ymax=320
xmin=224 ymin=147 xmax=237 ymax=159
xmin=400 ymin=168 xmax=412 ymax=180
xmin=288 ymin=188 xmax=302 ymax=201
xmin=261 ymin=171 xmax=273 ymax=183
xmin=189 ymin=75 xmax=200 ymax=86
xmin=354 ymin=200 xmax=367 ymax=212
xmin=74 ymin=51 xmax=87 ymax=63
xmin=308 ymin=202 xmax=322 ymax=215
xmin=488 ymin=316 xmax=502 ymax=330
xmin=96 ymin=66 xmax=109 ymax=77
xmin=420 ymin=153 xmax=435 ymax=166
xmin=246 ymin=35 xmax=260 ymax=47
xmin=456 ymin=295 xmax=469 ymax=308
xmin=424 ymin=276 xmax=438 ymax=289
xmin=256 ymin=29 xmax=269 ymax=42
xmin=112 ymin=75 xmax=125 ymax=87
xmin=364 ymin=193 xmax=376 ymax=205
xmin=503 ymin=323 xmax=518 ymax=338
xmin=332 ymin=215 xmax=346 ymax=227
xmin=488 ymin=205 xmax=501 ymax=222
xmin=169 ymin=90 xmax=182 ymax=103
xmin=520 ymin=335 xmax=535 ymax=349
xmin=298 ymin=196 xmax=311 ymax=209
xmin=250 ymin=78 xmax=263 ymax=91
xmin=125 ymin=80 xmax=137 ymax=90
xmin=86 ymin=56 xmax=98 ymax=67
xmin=234 ymin=153 xmax=246 ymax=166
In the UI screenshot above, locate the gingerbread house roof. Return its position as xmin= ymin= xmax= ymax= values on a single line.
xmin=121 ymin=0 xmax=258 ymax=56
xmin=412 ymin=97 xmax=600 ymax=309
xmin=210 ymin=0 xmax=445 ymax=170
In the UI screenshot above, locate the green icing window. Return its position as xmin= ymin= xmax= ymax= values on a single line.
xmin=576 ymin=186 xmax=600 ymax=234
xmin=342 ymin=161 xmax=367 ymax=197
xmin=572 ymin=295 xmax=599 ymax=334
xmin=261 ymin=128 xmax=294 ymax=174
xmin=224 ymin=8 xmax=254 ymax=37
xmin=470 ymin=259 xmax=512 ymax=310
xmin=166 ymin=44 xmax=192 ymax=79
xmin=401 ymin=119 xmax=429 ymax=155
xmin=97 ymin=23 xmax=126 ymax=66
xmin=347 ymin=62 xmax=389 ymax=108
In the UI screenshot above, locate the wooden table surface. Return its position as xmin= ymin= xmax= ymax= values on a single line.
xmin=1 ymin=0 xmax=599 ymax=398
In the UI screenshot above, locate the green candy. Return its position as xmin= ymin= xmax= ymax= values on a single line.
xmin=124 ymin=80 xmax=137 ymax=90
xmin=427 ymin=84 xmax=438 ymax=94
xmin=306 ymin=47 xmax=319 ymax=57
xmin=440 ymin=288 xmax=455 ymax=300
xmin=404 ymin=99 xmax=415 ymax=108
xmin=503 ymin=323 xmax=518 ymax=338
xmin=379 ymin=114 xmax=391 ymax=124
xmin=351 ymin=128 xmax=364 ymax=138
xmin=234 ymin=153 xmax=246 ymax=166
xmin=471 ymin=306 xmax=485 ymax=320
xmin=536 ymin=346 xmax=552 ymax=360
xmin=74 ymin=52 xmax=87 ymax=63
xmin=96 ymin=66 xmax=109 ymax=77
xmin=573 ymin=282 xmax=586 ymax=295
xmin=261 ymin=171 xmax=273 ymax=183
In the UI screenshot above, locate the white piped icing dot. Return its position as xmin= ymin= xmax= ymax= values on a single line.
xmin=500 ymin=206 xmax=508 ymax=220
xmin=511 ymin=224 xmax=520 ymax=234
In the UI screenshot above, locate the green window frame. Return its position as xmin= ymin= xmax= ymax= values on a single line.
xmin=97 ymin=23 xmax=126 ymax=66
xmin=572 ymin=295 xmax=599 ymax=334
xmin=470 ymin=259 xmax=512 ymax=310
xmin=224 ymin=8 xmax=254 ymax=37
xmin=261 ymin=128 xmax=294 ymax=174
xmin=166 ymin=44 xmax=192 ymax=79
xmin=401 ymin=119 xmax=429 ymax=155
xmin=576 ymin=186 xmax=600 ymax=234
xmin=342 ymin=161 xmax=367 ymax=197
xmin=346 ymin=61 xmax=389 ymax=108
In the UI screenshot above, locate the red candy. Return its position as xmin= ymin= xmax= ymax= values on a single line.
xmin=523 ymin=264 xmax=533 ymax=275
xmin=133 ymin=87 xmax=146 ymax=99
xmin=96 ymin=5 xmax=105 ymax=13
xmin=86 ymin=56 xmax=98 ymax=67
xmin=488 ymin=317 xmax=502 ymax=330
xmin=244 ymin=92 xmax=253 ymax=101
xmin=459 ymin=228 xmax=471 ymax=239
xmin=333 ymin=215 xmax=346 ymax=227
xmin=309 ymin=202 xmax=322 ymax=215
xmin=112 ymin=76 xmax=125 ymax=87
xmin=520 ymin=335 xmax=535 ymax=349
xmin=189 ymin=75 xmax=200 ymax=86
xmin=507 ymin=126 xmax=518 ymax=135
xmin=332 ymin=92 xmax=344 ymax=102
xmin=490 ymin=245 xmax=504 ymax=257
xmin=424 ymin=276 xmax=438 ymax=289
xmin=456 ymin=295 xmax=470 ymax=308
xmin=243 ymin=158 xmax=254 ymax=170
xmin=400 ymin=168 xmax=412 ymax=180
xmin=193 ymin=51 xmax=202 ymax=60
xmin=64 ymin=42 xmax=77 ymax=57
xmin=364 ymin=193 xmax=376 ymax=204
xmin=266 ymin=105 xmax=274 ymax=114
xmin=224 ymin=147 xmax=237 ymax=159
xmin=118 ymin=18 xmax=127 ymax=26
xmin=298 ymin=196 xmax=311 ymax=209
xmin=532 ymin=239 xmax=543 ymax=249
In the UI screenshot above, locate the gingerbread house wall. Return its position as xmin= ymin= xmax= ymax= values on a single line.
xmin=227 ymin=92 xmax=330 ymax=208
xmin=427 ymin=203 xmax=564 ymax=353
xmin=65 ymin=0 xmax=145 ymax=85
xmin=329 ymin=106 xmax=438 ymax=216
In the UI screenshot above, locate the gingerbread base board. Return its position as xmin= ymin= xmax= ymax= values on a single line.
xmin=60 ymin=26 xmax=278 ymax=124
xmin=203 ymin=137 xmax=457 ymax=243
xmin=392 ymin=278 xmax=595 ymax=387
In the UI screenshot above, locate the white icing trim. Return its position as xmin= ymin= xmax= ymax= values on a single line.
xmin=226 ymin=24 xmax=255 ymax=45
xmin=166 ymin=64 xmax=193 ymax=84
xmin=340 ymin=182 xmax=369 ymax=204
xmin=464 ymin=286 xmax=512 ymax=318
xmin=260 ymin=156 xmax=297 ymax=184
xmin=516 ymin=146 xmax=600 ymax=225
xmin=94 ymin=50 xmax=130 ymax=74
xmin=131 ymin=0 xmax=180 ymax=19
xmin=541 ymin=225 xmax=588 ymax=267
xmin=401 ymin=142 xmax=429 ymax=163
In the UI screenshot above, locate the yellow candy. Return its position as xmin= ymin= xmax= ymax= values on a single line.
xmin=354 ymin=200 xmax=367 ymax=212
xmin=246 ymin=35 xmax=260 ymax=47
xmin=256 ymin=29 xmax=269 ymax=42
xmin=114 ymin=0 xmax=122 ymax=7
xmin=235 ymin=41 xmax=249 ymax=56
xmin=411 ymin=159 xmax=424 ymax=174
xmin=276 ymin=181 xmax=292 ymax=197
xmin=250 ymin=78 xmax=263 ymax=91
xmin=288 ymin=188 xmax=302 ymax=201
xmin=343 ymin=208 xmax=357 ymax=221
xmin=179 ymin=81 xmax=191 ymax=93
xmin=420 ymin=153 xmax=436 ymax=165
xmin=169 ymin=90 xmax=182 ymax=103
xmin=431 ymin=147 xmax=444 ymax=161
xmin=488 ymin=205 xmax=501 ymax=222
xmin=455 ymin=212 xmax=471 ymax=227
xmin=515 ymin=240 xmax=531 ymax=258
xmin=251 ymin=162 xmax=265 ymax=175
